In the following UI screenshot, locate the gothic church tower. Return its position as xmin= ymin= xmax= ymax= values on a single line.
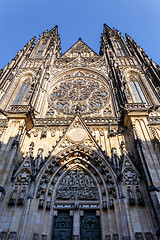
xmin=0 ymin=25 xmax=160 ymax=240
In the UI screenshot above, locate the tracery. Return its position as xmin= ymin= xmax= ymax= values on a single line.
xmin=48 ymin=73 xmax=110 ymax=115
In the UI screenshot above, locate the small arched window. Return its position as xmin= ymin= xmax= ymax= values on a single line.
xmin=130 ymin=75 xmax=148 ymax=104
xmin=13 ymin=79 xmax=30 ymax=105
xmin=36 ymin=43 xmax=46 ymax=59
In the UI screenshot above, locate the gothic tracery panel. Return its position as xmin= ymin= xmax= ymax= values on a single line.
xmin=48 ymin=75 xmax=110 ymax=116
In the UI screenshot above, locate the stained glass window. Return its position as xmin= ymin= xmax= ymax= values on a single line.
xmin=13 ymin=79 xmax=30 ymax=105
xmin=36 ymin=43 xmax=46 ymax=59
xmin=114 ymin=41 xmax=125 ymax=57
xmin=130 ymin=76 xmax=148 ymax=104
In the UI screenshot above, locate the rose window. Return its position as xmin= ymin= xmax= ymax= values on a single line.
xmin=48 ymin=78 xmax=109 ymax=115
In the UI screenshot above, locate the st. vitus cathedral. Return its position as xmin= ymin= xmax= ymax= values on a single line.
xmin=0 ymin=24 xmax=160 ymax=240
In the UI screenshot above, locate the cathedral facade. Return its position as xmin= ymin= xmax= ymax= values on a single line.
xmin=0 ymin=24 xmax=160 ymax=240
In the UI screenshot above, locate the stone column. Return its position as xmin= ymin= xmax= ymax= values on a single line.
xmin=72 ymin=210 xmax=80 ymax=240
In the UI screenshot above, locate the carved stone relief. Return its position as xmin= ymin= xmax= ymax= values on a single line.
xmin=123 ymin=168 xmax=139 ymax=185
xmin=17 ymin=169 xmax=31 ymax=184
xmin=123 ymin=167 xmax=145 ymax=206
xmin=56 ymin=169 xmax=98 ymax=201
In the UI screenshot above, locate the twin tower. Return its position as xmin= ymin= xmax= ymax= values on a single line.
xmin=0 ymin=24 xmax=160 ymax=240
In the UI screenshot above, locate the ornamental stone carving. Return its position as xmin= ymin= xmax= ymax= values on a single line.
xmin=123 ymin=168 xmax=139 ymax=185
xmin=56 ymin=169 xmax=98 ymax=200
xmin=17 ymin=169 xmax=30 ymax=183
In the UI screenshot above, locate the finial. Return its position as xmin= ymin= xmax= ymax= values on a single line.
xmin=75 ymin=103 xmax=82 ymax=114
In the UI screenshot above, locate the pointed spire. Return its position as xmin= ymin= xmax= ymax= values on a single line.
xmin=125 ymin=33 xmax=134 ymax=43
xmin=125 ymin=33 xmax=139 ymax=49
xmin=103 ymin=23 xmax=112 ymax=34
xmin=30 ymin=36 xmax=36 ymax=44
xmin=49 ymin=25 xmax=58 ymax=35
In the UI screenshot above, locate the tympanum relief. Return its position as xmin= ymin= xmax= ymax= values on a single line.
xmin=56 ymin=169 xmax=98 ymax=201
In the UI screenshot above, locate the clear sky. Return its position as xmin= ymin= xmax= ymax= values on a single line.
xmin=0 ymin=0 xmax=160 ymax=69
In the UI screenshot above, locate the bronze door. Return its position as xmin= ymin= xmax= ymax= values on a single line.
xmin=53 ymin=212 xmax=72 ymax=240
xmin=80 ymin=211 xmax=101 ymax=240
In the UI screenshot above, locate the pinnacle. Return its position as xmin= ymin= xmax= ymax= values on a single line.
xmin=49 ymin=25 xmax=58 ymax=35
xmin=103 ymin=23 xmax=112 ymax=31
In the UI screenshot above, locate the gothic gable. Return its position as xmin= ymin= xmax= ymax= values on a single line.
xmin=61 ymin=38 xmax=99 ymax=59
xmin=50 ymin=114 xmax=105 ymax=156
xmin=12 ymin=154 xmax=32 ymax=184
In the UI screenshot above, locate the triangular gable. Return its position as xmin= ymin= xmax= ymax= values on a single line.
xmin=61 ymin=38 xmax=99 ymax=59
xmin=119 ymin=144 xmax=141 ymax=184
xmin=50 ymin=114 xmax=105 ymax=157
xmin=12 ymin=154 xmax=33 ymax=184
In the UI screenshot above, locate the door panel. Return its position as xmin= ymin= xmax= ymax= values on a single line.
xmin=80 ymin=212 xmax=100 ymax=240
xmin=53 ymin=212 xmax=72 ymax=240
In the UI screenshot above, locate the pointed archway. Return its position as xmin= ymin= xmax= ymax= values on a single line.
xmin=34 ymin=115 xmax=118 ymax=240
xmin=35 ymin=144 xmax=118 ymax=240
xmin=52 ymin=164 xmax=101 ymax=240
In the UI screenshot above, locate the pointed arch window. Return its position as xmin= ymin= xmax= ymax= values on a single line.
xmin=36 ymin=43 xmax=46 ymax=59
xmin=13 ymin=79 xmax=30 ymax=105
xmin=130 ymin=76 xmax=148 ymax=104
xmin=114 ymin=40 xmax=125 ymax=57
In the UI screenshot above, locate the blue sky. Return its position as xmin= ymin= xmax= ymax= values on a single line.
xmin=0 ymin=0 xmax=160 ymax=68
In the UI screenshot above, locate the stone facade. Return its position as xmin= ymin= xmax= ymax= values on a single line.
xmin=0 ymin=24 xmax=160 ymax=240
